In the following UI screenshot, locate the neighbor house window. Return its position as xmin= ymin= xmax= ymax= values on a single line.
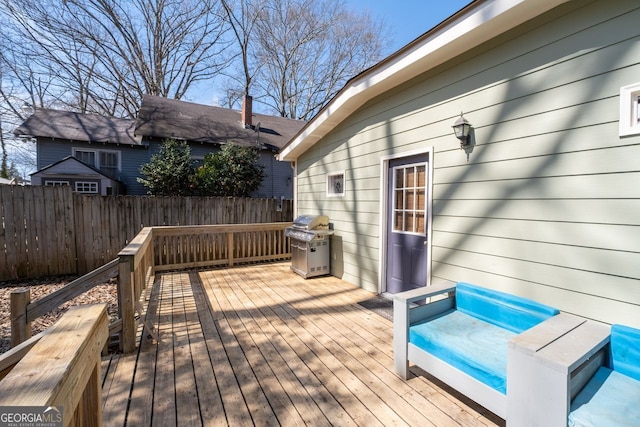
xmin=73 ymin=148 xmax=121 ymax=177
xmin=619 ymin=83 xmax=640 ymax=136
xmin=74 ymin=150 xmax=96 ymax=166
xmin=327 ymin=171 xmax=345 ymax=197
xmin=75 ymin=181 xmax=98 ymax=194
xmin=44 ymin=180 xmax=69 ymax=186
xmin=99 ymin=151 xmax=119 ymax=177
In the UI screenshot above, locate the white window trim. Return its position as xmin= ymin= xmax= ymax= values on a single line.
xmin=326 ymin=170 xmax=345 ymax=197
xmin=619 ymin=83 xmax=640 ymax=137
xmin=72 ymin=147 xmax=122 ymax=171
xmin=75 ymin=181 xmax=99 ymax=194
xmin=44 ymin=180 xmax=70 ymax=186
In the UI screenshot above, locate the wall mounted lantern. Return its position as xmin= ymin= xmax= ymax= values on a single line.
xmin=452 ymin=113 xmax=472 ymax=149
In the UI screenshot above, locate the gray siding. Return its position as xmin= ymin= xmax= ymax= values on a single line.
xmin=120 ymin=148 xmax=152 ymax=195
xmin=36 ymin=138 xmax=292 ymax=197
xmin=254 ymin=151 xmax=293 ymax=200
xmin=37 ymin=139 xmax=149 ymax=194
xmin=296 ymin=0 xmax=640 ymax=327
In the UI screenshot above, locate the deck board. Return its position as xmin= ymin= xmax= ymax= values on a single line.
xmin=101 ymin=262 xmax=503 ymax=426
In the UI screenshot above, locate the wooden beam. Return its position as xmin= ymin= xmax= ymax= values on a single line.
xmin=27 ymin=258 xmax=119 ymax=322
xmin=0 ymin=304 xmax=108 ymax=427
xmin=118 ymin=256 xmax=136 ymax=354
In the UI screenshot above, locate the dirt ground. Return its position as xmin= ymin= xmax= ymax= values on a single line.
xmin=0 ymin=276 xmax=119 ymax=354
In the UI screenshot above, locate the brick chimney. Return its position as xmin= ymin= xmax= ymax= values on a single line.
xmin=241 ymin=95 xmax=253 ymax=128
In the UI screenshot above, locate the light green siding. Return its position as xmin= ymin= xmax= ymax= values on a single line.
xmin=295 ymin=0 xmax=640 ymax=327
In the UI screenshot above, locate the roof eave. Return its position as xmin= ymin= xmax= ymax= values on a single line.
xmin=277 ymin=0 xmax=569 ymax=162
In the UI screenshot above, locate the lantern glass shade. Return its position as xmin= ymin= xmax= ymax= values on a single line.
xmin=452 ymin=115 xmax=471 ymax=141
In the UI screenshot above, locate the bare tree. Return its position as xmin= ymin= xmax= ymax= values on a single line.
xmin=219 ymin=0 xmax=388 ymax=120
xmin=253 ymin=0 xmax=388 ymax=120
xmin=0 ymin=0 xmax=230 ymax=118
xmin=220 ymin=0 xmax=262 ymax=98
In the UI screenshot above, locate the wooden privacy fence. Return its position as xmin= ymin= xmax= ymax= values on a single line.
xmin=0 ymin=185 xmax=293 ymax=281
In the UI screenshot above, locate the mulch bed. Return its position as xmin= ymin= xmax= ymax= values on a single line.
xmin=0 ymin=276 xmax=119 ymax=355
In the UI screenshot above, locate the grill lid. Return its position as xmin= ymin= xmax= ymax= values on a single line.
xmin=292 ymin=214 xmax=329 ymax=230
xmin=285 ymin=228 xmax=333 ymax=242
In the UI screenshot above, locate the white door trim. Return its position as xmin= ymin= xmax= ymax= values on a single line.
xmin=378 ymin=147 xmax=434 ymax=294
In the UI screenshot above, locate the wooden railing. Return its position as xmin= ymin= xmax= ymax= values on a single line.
xmin=118 ymin=227 xmax=155 ymax=353
xmin=0 ymin=304 xmax=108 ymax=427
xmin=8 ymin=222 xmax=291 ymax=354
xmin=153 ymin=223 xmax=292 ymax=271
xmin=118 ymin=222 xmax=292 ymax=352
xmin=0 ymin=222 xmax=290 ymax=425
xmin=9 ymin=259 xmax=119 ymax=346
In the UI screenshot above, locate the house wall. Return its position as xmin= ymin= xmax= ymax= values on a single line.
xmin=36 ymin=138 xmax=293 ymax=198
xmin=183 ymin=142 xmax=293 ymax=199
xmin=295 ymin=0 xmax=640 ymax=327
xmin=31 ymin=159 xmax=118 ymax=195
xmin=254 ymin=151 xmax=293 ymax=200
xmin=36 ymin=139 xmax=149 ymax=194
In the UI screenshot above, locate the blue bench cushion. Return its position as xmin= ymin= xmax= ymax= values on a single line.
xmin=455 ymin=282 xmax=559 ymax=334
xmin=609 ymin=323 xmax=640 ymax=382
xmin=409 ymin=309 xmax=515 ymax=394
xmin=569 ymin=367 xmax=640 ymax=427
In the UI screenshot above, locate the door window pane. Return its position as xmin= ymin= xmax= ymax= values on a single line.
xmin=393 ymin=163 xmax=427 ymax=234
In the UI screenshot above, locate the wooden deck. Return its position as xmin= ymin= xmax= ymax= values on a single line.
xmin=101 ymin=262 xmax=504 ymax=426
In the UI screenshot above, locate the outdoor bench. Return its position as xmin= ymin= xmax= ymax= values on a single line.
xmin=568 ymin=323 xmax=640 ymax=426
xmin=393 ymin=281 xmax=560 ymax=419
xmin=509 ymin=319 xmax=640 ymax=426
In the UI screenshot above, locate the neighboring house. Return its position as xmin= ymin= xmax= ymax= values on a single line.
xmin=278 ymin=0 xmax=640 ymax=329
xmin=30 ymin=156 xmax=125 ymax=195
xmin=136 ymin=95 xmax=303 ymax=198
xmin=0 ymin=177 xmax=28 ymax=186
xmin=15 ymin=108 xmax=147 ymax=194
xmin=16 ymin=95 xmax=304 ymax=197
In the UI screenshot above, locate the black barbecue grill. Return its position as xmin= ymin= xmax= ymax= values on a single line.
xmin=285 ymin=215 xmax=334 ymax=278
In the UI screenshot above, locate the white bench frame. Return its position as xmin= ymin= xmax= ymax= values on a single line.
xmin=508 ymin=315 xmax=610 ymax=426
xmin=393 ymin=282 xmax=582 ymax=421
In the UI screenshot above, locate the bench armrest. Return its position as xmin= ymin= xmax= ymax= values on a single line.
xmin=393 ymin=281 xmax=457 ymax=378
xmin=507 ymin=315 xmax=610 ymax=426
xmin=392 ymin=281 xmax=457 ymax=305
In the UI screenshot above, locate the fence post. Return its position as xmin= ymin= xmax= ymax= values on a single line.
xmin=10 ymin=289 xmax=31 ymax=347
xmin=118 ymin=256 xmax=136 ymax=353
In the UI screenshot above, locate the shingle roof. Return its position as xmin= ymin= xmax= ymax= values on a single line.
xmin=14 ymin=109 xmax=143 ymax=146
xmin=135 ymin=95 xmax=305 ymax=150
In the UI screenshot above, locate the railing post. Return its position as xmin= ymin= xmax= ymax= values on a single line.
xmin=227 ymin=231 xmax=234 ymax=267
xmin=10 ymin=289 xmax=31 ymax=347
xmin=118 ymin=255 xmax=136 ymax=353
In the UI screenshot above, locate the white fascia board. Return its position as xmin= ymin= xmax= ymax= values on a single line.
xmin=278 ymin=0 xmax=569 ymax=162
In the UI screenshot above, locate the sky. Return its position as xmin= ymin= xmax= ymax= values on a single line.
xmin=346 ymin=0 xmax=472 ymax=53
xmin=6 ymin=0 xmax=474 ymax=178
